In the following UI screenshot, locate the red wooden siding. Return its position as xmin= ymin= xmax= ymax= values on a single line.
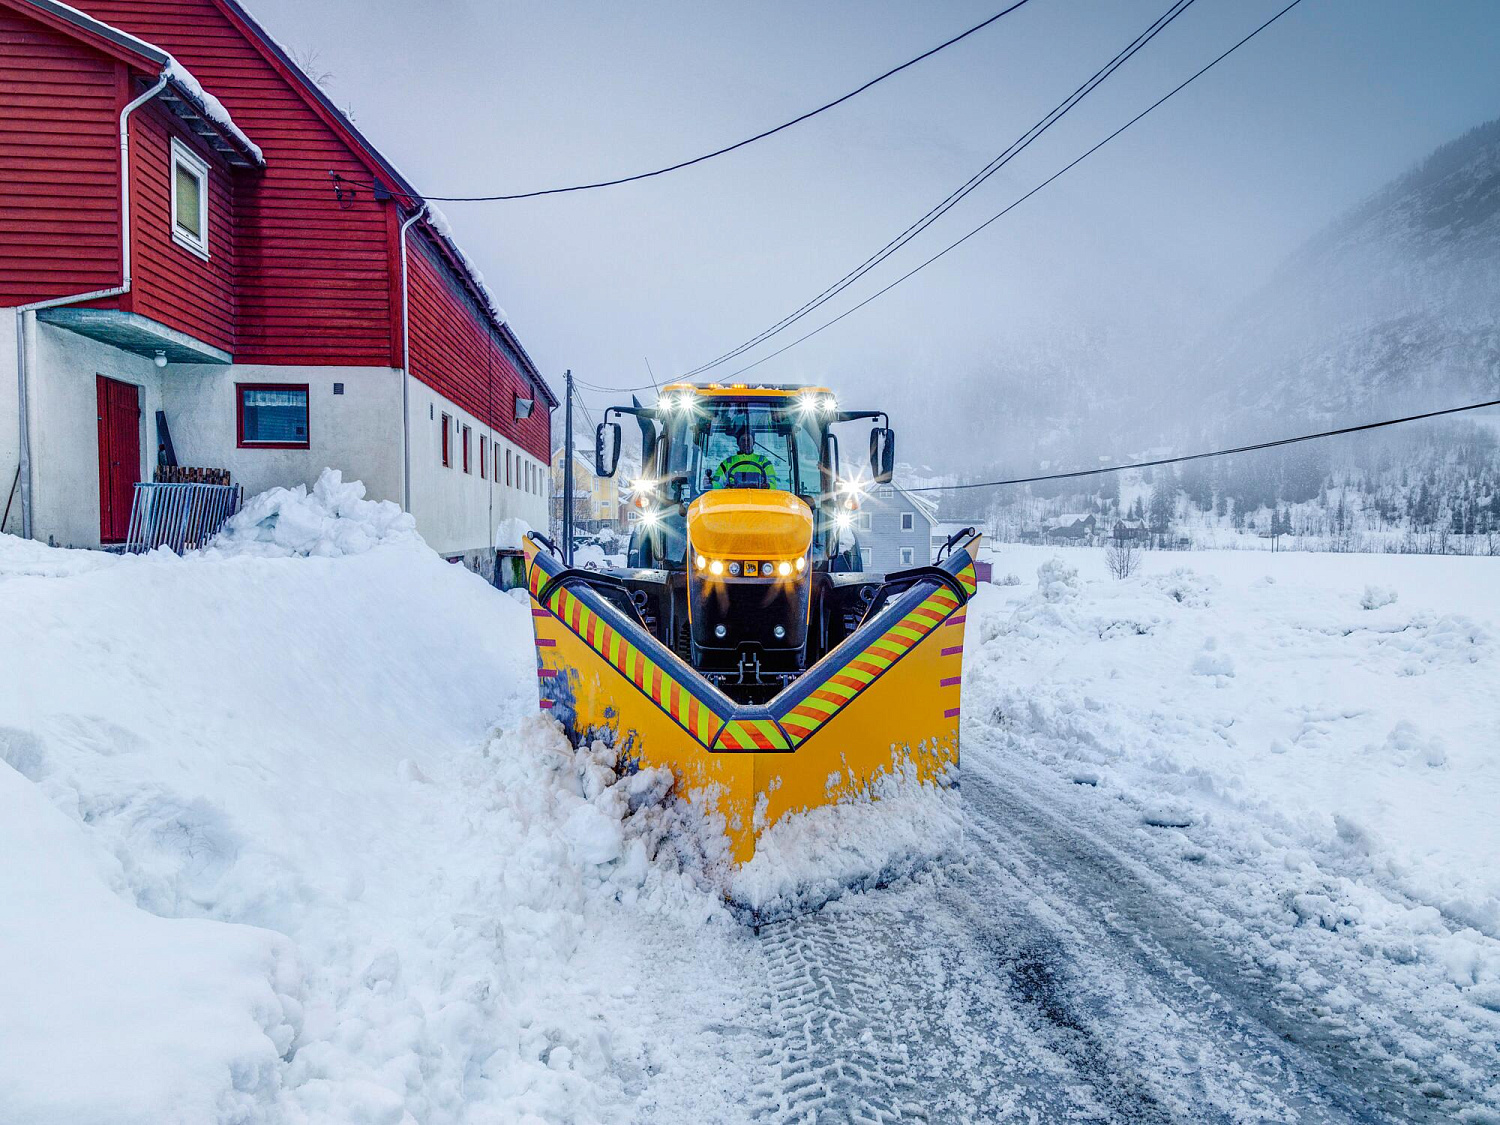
xmin=80 ymin=0 xmax=394 ymax=366
xmin=125 ymin=103 xmax=236 ymax=352
xmin=407 ymin=233 xmax=551 ymax=461
xmin=0 ymin=6 xmax=123 ymax=304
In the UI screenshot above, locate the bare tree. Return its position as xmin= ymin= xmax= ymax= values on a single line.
xmin=1105 ymin=538 xmax=1140 ymax=580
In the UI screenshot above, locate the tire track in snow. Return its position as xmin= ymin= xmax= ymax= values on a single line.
xmin=739 ymin=752 xmax=1466 ymax=1123
xmin=959 ymin=742 xmax=1484 ymax=1123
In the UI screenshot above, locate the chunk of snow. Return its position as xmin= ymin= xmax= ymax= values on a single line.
xmin=1361 ymin=584 xmax=1399 ymax=610
xmin=209 ymin=469 xmax=417 ymax=558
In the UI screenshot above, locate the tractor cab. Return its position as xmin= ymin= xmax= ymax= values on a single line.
xmin=592 ymin=383 xmax=896 ymax=700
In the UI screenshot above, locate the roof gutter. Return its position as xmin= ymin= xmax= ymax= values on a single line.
xmin=398 ymin=204 xmax=428 ymax=514
xmin=11 ymin=69 xmax=169 ymax=540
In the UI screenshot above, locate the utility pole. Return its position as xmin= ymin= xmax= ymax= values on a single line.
xmin=563 ymin=368 xmax=574 ymax=565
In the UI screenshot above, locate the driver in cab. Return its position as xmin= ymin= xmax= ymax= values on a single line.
xmin=711 ymin=429 xmax=779 ymax=489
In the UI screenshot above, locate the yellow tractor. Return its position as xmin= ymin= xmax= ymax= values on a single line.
xmin=523 ymin=383 xmax=979 ymax=862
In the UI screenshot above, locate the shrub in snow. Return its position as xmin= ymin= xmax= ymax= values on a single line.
xmin=209 ymin=469 xmax=417 ymax=558
xmin=1035 ymin=557 xmax=1081 ymax=602
xmin=996 ymin=572 xmax=1022 ymax=586
xmin=1105 ymin=539 xmax=1141 ymax=579
xmin=1361 ymin=584 xmax=1399 ymax=610
xmin=1146 ymin=567 xmax=1215 ymax=607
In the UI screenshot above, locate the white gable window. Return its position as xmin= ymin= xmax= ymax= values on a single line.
xmin=170 ymin=138 xmax=210 ymax=259
xmin=901 ymin=512 xmax=915 ymax=531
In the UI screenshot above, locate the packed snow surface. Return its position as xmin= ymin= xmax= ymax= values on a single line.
xmin=4 ymin=495 xmax=1499 ymax=1121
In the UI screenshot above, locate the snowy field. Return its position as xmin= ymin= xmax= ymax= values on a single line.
xmin=2 ymin=482 xmax=1498 ymax=1122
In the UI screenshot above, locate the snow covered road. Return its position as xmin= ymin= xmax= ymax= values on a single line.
xmin=735 ymin=754 xmax=1491 ymax=1124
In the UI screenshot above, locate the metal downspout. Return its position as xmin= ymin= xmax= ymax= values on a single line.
xmin=398 ymin=205 xmax=427 ymax=514
xmin=12 ymin=70 xmax=170 ymax=539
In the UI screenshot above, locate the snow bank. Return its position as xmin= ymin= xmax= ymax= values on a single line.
xmin=0 ymin=513 xmax=735 ymax=1122
xmin=209 ymin=469 xmax=417 ymax=558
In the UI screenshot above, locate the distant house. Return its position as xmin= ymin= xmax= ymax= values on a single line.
xmin=1045 ymin=513 xmax=1097 ymax=541
xmin=1113 ymin=517 xmax=1148 ymax=541
xmin=859 ymin=484 xmax=937 ymax=572
xmin=549 ymin=448 xmax=623 ymax=532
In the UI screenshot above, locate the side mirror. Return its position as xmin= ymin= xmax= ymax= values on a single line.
xmin=869 ymin=426 xmax=895 ymax=484
xmin=821 ymin=430 xmax=841 ymax=495
xmin=595 ymin=421 xmax=622 ymax=477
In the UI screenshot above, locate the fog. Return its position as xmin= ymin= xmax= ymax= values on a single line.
xmin=248 ymin=0 xmax=1500 ymax=469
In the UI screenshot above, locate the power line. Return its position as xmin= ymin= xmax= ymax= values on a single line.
xmin=903 ymin=399 xmax=1500 ymax=493
xmin=357 ymin=1 xmax=1037 ymax=204
xmin=723 ymin=0 xmax=1307 ymax=380
xmin=681 ymin=0 xmax=1199 ymax=378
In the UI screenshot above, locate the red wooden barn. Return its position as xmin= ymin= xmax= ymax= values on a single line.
xmin=0 ymin=0 xmax=556 ymax=561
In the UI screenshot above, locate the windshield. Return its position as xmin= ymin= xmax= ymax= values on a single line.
xmin=663 ymin=400 xmax=822 ymax=502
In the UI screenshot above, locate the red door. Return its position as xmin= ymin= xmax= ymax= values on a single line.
xmin=96 ymin=375 xmax=140 ymax=543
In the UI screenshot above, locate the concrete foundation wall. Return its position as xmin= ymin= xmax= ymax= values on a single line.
xmin=3 ymin=316 xmax=550 ymax=555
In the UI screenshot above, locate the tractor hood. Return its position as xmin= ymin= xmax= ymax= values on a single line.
xmin=687 ymin=490 xmax=814 ymax=561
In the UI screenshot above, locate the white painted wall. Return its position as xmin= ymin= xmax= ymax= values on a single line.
xmin=3 ymin=320 xmax=550 ymax=556
xmin=162 ymin=363 xmax=403 ymax=507
xmin=0 ymin=311 xmax=19 ymax=536
xmin=9 ymin=318 xmax=164 ymax=548
xmin=406 ymin=379 xmax=549 ymax=557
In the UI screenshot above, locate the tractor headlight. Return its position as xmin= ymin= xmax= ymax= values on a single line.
xmin=794 ymin=557 xmax=805 ymax=572
xmin=776 ymin=561 xmax=792 ymax=577
xmin=761 ymin=562 xmax=775 ymax=577
xmin=709 ymin=559 xmax=724 ymax=576
xmin=835 ymin=511 xmax=852 ymax=530
xmin=640 ymin=508 xmax=659 ymax=527
xmin=695 ymin=554 xmax=707 ymax=570
xmin=728 ymin=561 xmax=741 ymax=577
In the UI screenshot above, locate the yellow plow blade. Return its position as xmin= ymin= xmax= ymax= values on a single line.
xmin=523 ymin=534 xmax=980 ymax=863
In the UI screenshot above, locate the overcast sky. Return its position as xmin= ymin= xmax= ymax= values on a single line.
xmin=250 ymin=0 xmax=1500 ymax=452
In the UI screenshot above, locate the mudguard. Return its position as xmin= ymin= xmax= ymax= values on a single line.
xmin=523 ymin=533 xmax=980 ymax=862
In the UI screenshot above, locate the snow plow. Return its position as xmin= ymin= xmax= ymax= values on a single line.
xmin=524 ymin=383 xmax=979 ymax=862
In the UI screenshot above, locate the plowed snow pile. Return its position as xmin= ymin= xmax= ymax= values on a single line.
xmin=0 ymin=486 xmax=745 ymax=1125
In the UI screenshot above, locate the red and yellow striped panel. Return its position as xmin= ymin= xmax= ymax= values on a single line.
xmin=713 ymin=718 xmax=792 ymax=752
xmin=957 ymin=560 xmax=978 ymax=596
xmin=778 ymin=585 xmax=962 ymax=746
xmin=540 ymin=582 xmax=724 ymax=747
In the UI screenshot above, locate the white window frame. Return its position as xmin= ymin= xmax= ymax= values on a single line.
xmin=856 ymin=511 xmax=872 ymax=531
xmin=170 ymin=138 xmax=210 ymax=260
xmin=859 ymin=548 xmax=873 ymax=568
xmin=899 ymin=546 xmax=915 ymax=565
xmin=900 ymin=512 xmax=915 ymax=531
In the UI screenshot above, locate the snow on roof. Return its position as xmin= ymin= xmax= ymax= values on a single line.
xmin=163 ymin=58 xmax=264 ymax=166
xmin=893 ymin=485 xmax=940 ymax=522
xmin=1051 ymin=512 xmax=1094 ymax=526
xmin=23 ymin=1 xmax=263 ymax=167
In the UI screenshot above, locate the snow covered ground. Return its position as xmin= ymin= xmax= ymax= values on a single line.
xmin=3 ymin=481 xmax=1498 ymax=1122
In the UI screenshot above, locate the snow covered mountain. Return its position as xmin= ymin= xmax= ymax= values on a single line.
xmin=1180 ymin=117 xmax=1500 ymax=436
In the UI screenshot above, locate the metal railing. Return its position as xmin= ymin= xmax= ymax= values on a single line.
xmin=124 ymin=481 xmax=243 ymax=555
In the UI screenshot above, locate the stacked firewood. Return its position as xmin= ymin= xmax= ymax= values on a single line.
xmin=153 ymin=466 xmax=232 ymax=486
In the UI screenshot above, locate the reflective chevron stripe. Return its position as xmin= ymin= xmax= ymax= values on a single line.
xmin=715 ymin=718 xmax=791 ymax=752
xmin=779 ymin=586 xmax=961 ymax=746
xmin=535 ymin=578 xmax=724 ymax=747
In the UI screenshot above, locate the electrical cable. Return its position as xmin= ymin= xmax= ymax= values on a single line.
xmin=721 ymin=0 xmax=1307 ymax=379
xmin=681 ymin=0 xmax=1199 ymax=378
xmin=902 ymin=399 xmax=1500 ymax=493
xmin=346 ymin=1 xmax=1036 ymax=203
